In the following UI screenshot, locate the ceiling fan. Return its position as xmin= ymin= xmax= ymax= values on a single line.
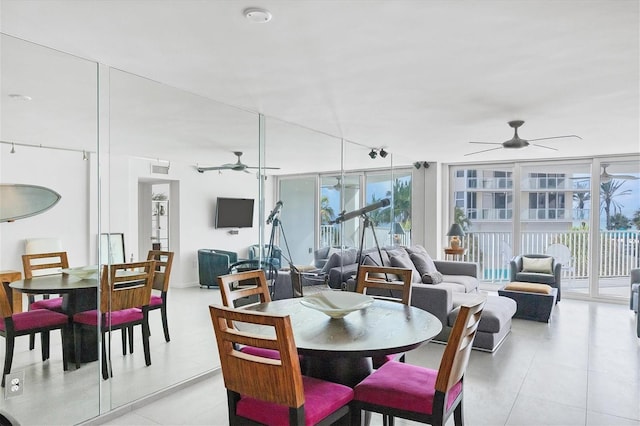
xmin=464 ymin=120 xmax=582 ymax=156
xmin=196 ymin=151 xmax=280 ymax=173
xmin=598 ymin=164 xmax=639 ymax=183
xmin=332 ymin=177 xmax=358 ymax=190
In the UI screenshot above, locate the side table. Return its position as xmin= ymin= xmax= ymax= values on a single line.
xmin=0 ymin=270 xmax=23 ymax=313
xmin=444 ymin=247 xmax=466 ymax=261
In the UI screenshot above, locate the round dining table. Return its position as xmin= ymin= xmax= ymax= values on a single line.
xmin=244 ymin=297 xmax=442 ymax=387
xmin=10 ymin=274 xmax=99 ymax=362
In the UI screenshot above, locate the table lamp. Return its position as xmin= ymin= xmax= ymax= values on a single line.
xmin=446 ymin=223 xmax=465 ymax=249
xmin=390 ymin=222 xmax=405 ymax=243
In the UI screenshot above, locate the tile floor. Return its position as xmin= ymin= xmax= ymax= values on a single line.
xmin=97 ymin=295 xmax=640 ymax=426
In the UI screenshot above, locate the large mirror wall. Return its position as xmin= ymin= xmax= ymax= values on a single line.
xmin=0 ymin=34 xmax=415 ymax=423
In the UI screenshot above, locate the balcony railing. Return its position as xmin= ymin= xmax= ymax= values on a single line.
xmin=320 ymin=224 xmax=412 ymax=249
xmin=320 ymin=225 xmax=638 ymax=283
xmin=462 ymin=230 xmax=640 ymax=281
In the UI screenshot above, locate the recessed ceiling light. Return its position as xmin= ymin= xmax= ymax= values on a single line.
xmin=8 ymin=93 xmax=32 ymax=101
xmin=243 ymin=7 xmax=272 ymax=23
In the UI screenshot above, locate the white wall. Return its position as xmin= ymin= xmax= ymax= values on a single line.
xmin=0 ymin=147 xmax=94 ymax=270
xmin=125 ymin=157 xmax=271 ymax=288
xmin=0 ymin=150 xmax=273 ymax=288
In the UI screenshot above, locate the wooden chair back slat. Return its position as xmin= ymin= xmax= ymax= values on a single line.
xmin=22 ymin=252 xmax=69 ymax=279
xmin=0 ymin=283 xmax=14 ymax=318
xmin=209 ymin=305 xmax=304 ymax=408
xmin=355 ymin=265 xmax=413 ymax=305
xmin=99 ymin=261 xmax=155 ymax=312
xmin=147 ymin=250 xmax=174 ymax=292
xmin=435 ymin=297 xmax=485 ymax=393
xmin=218 ymin=270 xmax=271 ymax=308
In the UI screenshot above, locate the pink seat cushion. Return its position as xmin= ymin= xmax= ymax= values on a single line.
xmin=73 ymin=308 xmax=142 ymax=326
xmin=353 ymin=360 xmax=462 ymax=415
xmin=149 ymin=295 xmax=163 ymax=307
xmin=0 ymin=309 xmax=68 ymax=332
xmin=30 ymin=297 xmax=64 ymax=311
xmin=236 ymin=375 xmax=353 ymax=425
xmin=239 ymin=345 xmax=281 ymax=360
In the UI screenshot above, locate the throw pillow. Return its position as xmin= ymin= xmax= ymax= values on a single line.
xmin=389 ymin=252 xmax=422 ymax=283
xmin=522 ymin=256 xmax=553 ymax=274
xmin=362 ymin=255 xmax=390 ymax=279
xmin=421 ymin=271 xmax=444 ymax=284
xmin=404 ymin=245 xmax=429 ymax=257
xmin=321 ymin=252 xmax=342 ymax=274
xmin=409 ymin=252 xmax=437 ymax=275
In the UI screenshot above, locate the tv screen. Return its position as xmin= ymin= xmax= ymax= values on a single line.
xmin=215 ymin=197 xmax=254 ymax=228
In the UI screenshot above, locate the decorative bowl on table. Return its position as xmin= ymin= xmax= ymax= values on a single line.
xmin=300 ymin=291 xmax=374 ymax=319
xmin=61 ymin=265 xmax=99 ymax=280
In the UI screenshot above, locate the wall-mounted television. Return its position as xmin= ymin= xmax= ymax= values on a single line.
xmin=215 ymin=197 xmax=255 ymax=228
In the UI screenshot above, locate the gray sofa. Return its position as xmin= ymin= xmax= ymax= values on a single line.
xmin=336 ymin=245 xmax=516 ymax=352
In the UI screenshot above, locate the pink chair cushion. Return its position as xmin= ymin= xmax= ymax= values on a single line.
xmin=73 ymin=308 xmax=142 ymax=326
xmin=30 ymin=297 xmax=64 ymax=311
xmin=353 ymin=360 xmax=462 ymax=415
xmin=0 ymin=309 xmax=68 ymax=332
xmin=239 ymin=345 xmax=281 ymax=360
xmin=149 ymin=295 xmax=163 ymax=307
xmin=236 ymin=375 xmax=353 ymax=425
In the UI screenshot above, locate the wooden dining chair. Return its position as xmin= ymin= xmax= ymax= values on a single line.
xmin=351 ymin=297 xmax=486 ymax=426
xmin=146 ymin=250 xmax=174 ymax=342
xmin=72 ymin=261 xmax=154 ymax=379
xmin=356 ymin=265 xmax=413 ymax=304
xmin=209 ymin=305 xmax=353 ymax=425
xmin=356 ymin=264 xmax=413 ymax=369
xmin=0 ymin=281 xmax=69 ymax=387
xmin=218 ymin=269 xmax=272 ymax=309
xmin=217 ymin=269 xmax=283 ymax=360
xmin=122 ymin=250 xmax=175 ymax=355
xmin=22 ymin=252 xmax=69 ymax=351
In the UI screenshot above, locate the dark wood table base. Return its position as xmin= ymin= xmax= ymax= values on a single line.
xmin=302 ymin=355 xmax=373 ymax=388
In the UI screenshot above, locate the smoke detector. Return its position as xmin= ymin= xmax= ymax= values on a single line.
xmin=244 ymin=8 xmax=272 ymax=23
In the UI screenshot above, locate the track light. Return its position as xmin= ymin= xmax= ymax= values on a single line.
xmin=368 ymin=149 xmax=377 ymax=159
xmin=414 ymin=161 xmax=430 ymax=169
xmin=379 ymin=148 xmax=388 ymax=158
xmin=10 ymin=143 xmax=15 ymax=154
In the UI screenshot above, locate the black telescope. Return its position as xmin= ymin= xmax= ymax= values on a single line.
xmin=331 ymin=198 xmax=390 ymax=224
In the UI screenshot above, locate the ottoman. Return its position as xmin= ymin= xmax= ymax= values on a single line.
xmin=499 ymin=282 xmax=557 ymax=323
xmin=449 ymin=293 xmax=517 ymax=352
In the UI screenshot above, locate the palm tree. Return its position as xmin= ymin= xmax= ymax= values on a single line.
xmin=320 ymin=195 xmax=335 ymax=225
xmin=633 ymin=209 xmax=640 ymax=230
xmin=572 ymin=182 xmax=590 ymax=220
xmin=454 ymin=206 xmax=471 ymax=231
xmin=600 ymin=180 xmax=632 ymax=230
xmin=610 ymin=213 xmax=631 ymax=230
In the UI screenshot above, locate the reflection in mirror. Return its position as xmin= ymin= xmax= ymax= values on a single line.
xmin=106 ymin=68 xmax=260 ymax=409
xmin=266 ymin=117 xmax=342 ymax=278
xmin=0 ymin=34 xmax=100 ymax=424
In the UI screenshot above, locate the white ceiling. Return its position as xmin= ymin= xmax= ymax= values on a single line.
xmin=1 ymin=0 xmax=638 ymax=171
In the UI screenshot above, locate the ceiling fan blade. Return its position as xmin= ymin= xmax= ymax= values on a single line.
xmin=468 ymin=141 xmax=502 ymax=145
xmin=531 ymin=143 xmax=559 ymax=151
xmin=610 ymin=174 xmax=639 ymax=180
xmin=245 ymin=166 xmax=281 ymax=170
xmin=527 ymin=134 xmax=582 ymax=142
xmin=196 ymin=165 xmax=227 ymax=172
xmin=464 ymin=146 xmax=504 ymax=156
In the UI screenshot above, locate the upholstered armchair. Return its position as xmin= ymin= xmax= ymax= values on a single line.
xmin=630 ymin=268 xmax=640 ymax=312
xmin=248 ymin=244 xmax=282 ymax=270
xmin=510 ymin=254 xmax=562 ymax=302
xmin=197 ymin=249 xmax=238 ymax=288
